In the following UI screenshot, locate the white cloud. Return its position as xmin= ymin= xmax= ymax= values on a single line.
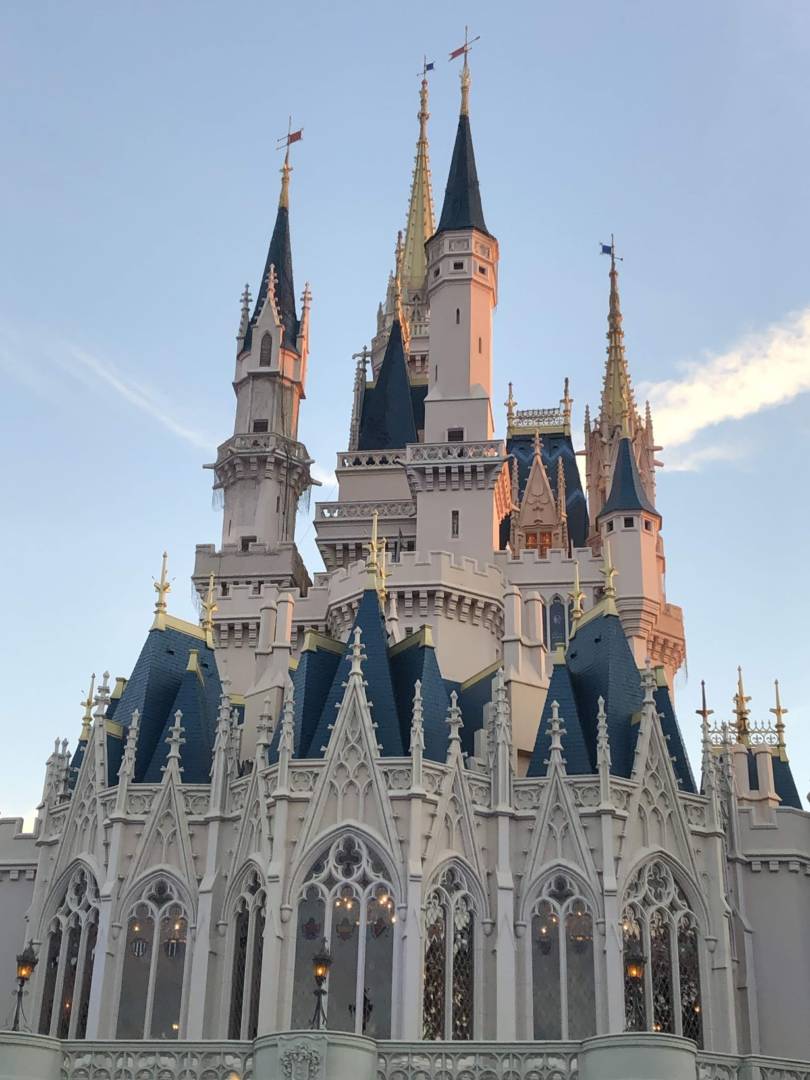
xmin=639 ymin=307 xmax=810 ymax=450
xmin=311 ymin=462 xmax=338 ymax=490
xmin=664 ymin=443 xmax=744 ymax=473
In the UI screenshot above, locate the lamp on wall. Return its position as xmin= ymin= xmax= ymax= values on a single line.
xmin=624 ymin=936 xmax=646 ymax=982
xmin=11 ymin=941 xmax=38 ymax=1032
xmin=310 ymin=938 xmax=332 ymax=1030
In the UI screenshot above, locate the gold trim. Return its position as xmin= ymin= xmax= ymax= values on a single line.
xmin=461 ymin=659 xmax=500 ymax=692
xmin=229 ymin=693 xmax=246 ymax=707
xmin=388 ymin=624 xmax=434 ymax=657
xmin=301 ymin=629 xmax=345 ymax=655
xmin=158 ymin=614 xmax=207 ymax=641
xmin=289 ymin=656 xmax=299 ymax=672
xmin=104 ymin=719 xmax=124 ymax=738
xmin=110 ymin=677 xmax=128 ymax=701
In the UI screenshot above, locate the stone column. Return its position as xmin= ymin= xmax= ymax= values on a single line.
xmin=578 ymin=1032 xmax=697 ymax=1080
xmin=0 ymin=1032 xmax=61 ymax=1080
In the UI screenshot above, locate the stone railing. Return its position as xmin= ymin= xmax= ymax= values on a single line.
xmin=60 ymin=1040 xmax=253 ymax=1079
xmin=337 ymin=450 xmax=405 ymax=469
xmin=378 ymin=1042 xmax=580 ymax=1080
xmin=406 ymin=440 xmax=504 ymax=464
xmin=509 ymin=406 xmax=567 ymax=433
xmin=317 ymin=500 xmax=416 ymax=521
xmin=697 ymin=1053 xmax=810 ymax=1080
xmin=214 ymin=432 xmax=309 ymax=462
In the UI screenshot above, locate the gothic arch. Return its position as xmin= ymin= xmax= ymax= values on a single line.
xmin=221 ymin=863 xmax=267 ymax=1040
xmin=116 ymin=866 xmax=196 ymax=928
xmin=519 ymin=862 xmax=601 ymax=925
xmin=221 ymin=859 xmax=266 ymax=919
xmin=619 ymin=849 xmax=709 ymax=934
xmin=423 ymin=854 xmax=489 ymax=924
xmin=285 ymin=824 xmax=404 ymax=912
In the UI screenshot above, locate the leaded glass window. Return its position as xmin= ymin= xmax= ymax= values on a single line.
xmin=227 ymin=870 xmax=266 ymax=1040
xmin=37 ymin=866 xmax=99 ymax=1039
xmin=548 ymin=596 xmax=567 ymax=648
xmin=422 ymin=866 xmax=477 ymax=1040
xmin=530 ymin=873 xmax=596 ymax=1040
xmin=290 ymin=835 xmax=396 ymax=1037
xmin=116 ymin=877 xmax=190 ymax=1039
xmin=621 ymin=860 xmax=704 ymax=1047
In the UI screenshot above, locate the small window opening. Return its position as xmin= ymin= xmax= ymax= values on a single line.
xmin=433 ymin=267 xmax=440 ymax=278
xmin=644 ymin=519 xmax=653 ymax=532
xmin=455 ymin=308 xmax=460 ymax=325
xmin=606 ymin=521 xmax=614 ymax=533
xmin=478 ymin=336 xmax=482 ymax=353
xmin=477 ymin=264 xmax=487 ymax=275
xmin=451 ymin=510 xmax=460 ymax=538
xmin=221 ymin=582 xmax=229 ymax=597
xmin=252 ymin=419 xmax=268 ymax=433
xmin=447 ymin=428 xmax=464 ymax=443
xmin=259 ymin=333 xmax=272 ymax=367
xmin=241 ymin=536 xmax=257 ymax=553
xmin=453 ymin=261 xmax=464 ymax=271
xmin=623 ymin=516 xmax=635 ymax=529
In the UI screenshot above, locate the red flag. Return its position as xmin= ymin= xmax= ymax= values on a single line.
xmin=449 ymin=44 xmax=466 ymax=60
xmin=287 ymin=129 xmax=303 ymax=145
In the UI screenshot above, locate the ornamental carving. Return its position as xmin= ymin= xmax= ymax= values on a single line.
xmin=280 ymin=1043 xmax=321 ymax=1080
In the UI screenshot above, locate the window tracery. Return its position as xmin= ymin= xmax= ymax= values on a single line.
xmin=38 ymin=866 xmax=99 ymax=1040
xmin=622 ymin=860 xmax=703 ymax=1046
xmin=530 ymin=873 xmax=596 ymax=1040
xmin=116 ymin=877 xmax=189 ymax=1040
xmin=422 ymin=866 xmax=477 ymax=1041
xmin=227 ymin=869 xmax=266 ymax=1039
xmin=291 ymin=835 xmax=396 ymax=1037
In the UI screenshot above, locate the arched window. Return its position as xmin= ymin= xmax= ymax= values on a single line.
xmin=38 ymin=866 xmax=99 ymax=1039
xmin=622 ymin=860 xmax=703 ymax=1046
xmin=227 ymin=869 xmax=266 ymax=1039
xmin=548 ymin=595 xmax=567 ymax=648
xmin=259 ymin=332 xmax=272 ymax=366
xmin=290 ymin=835 xmax=396 ymax=1037
xmin=116 ymin=877 xmax=189 ymax=1040
xmin=530 ymin=873 xmax=596 ymax=1039
xmin=422 ymin=866 xmax=476 ymax=1041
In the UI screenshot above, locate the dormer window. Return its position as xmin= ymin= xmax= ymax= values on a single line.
xmin=259 ymin=333 xmax=272 ymax=367
xmin=252 ymin=419 xmax=268 ymax=433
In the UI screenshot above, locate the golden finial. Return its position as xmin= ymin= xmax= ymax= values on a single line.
xmin=733 ymin=666 xmax=751 ymax=746
xmin=153 ymin=551 xmax=171 ymax=628
xmin=569 ymin=560 xmax=585 ymax=625
xmin=366 ymin=510 xmax=380 ymax=574
xmin=770 ymin=679 xmax=788 ymax=759
xmin=505 ymin=382 xmax=516 ymax=434
xmin=202 ymin=573 xmax=218 ymax=646
xmin=276 ymin=117 xmax=303 ymax=210
xmin=450 ymin=27 xmax=479 ymax=118
xmin=600 ymin=540 xmax=618 ymax=600
xmin=80 ymin=673 xmax=96 ymax=741
xmin=561 ymin=377 xmax=572 ymax=433
xmin=393 ymin=229 xmax=411 ymax=350
xmin=379 ymin=539 xmax=391 ymax=605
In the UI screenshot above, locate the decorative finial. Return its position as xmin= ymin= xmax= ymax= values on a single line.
xmin=378 ymin=539 xmax=390 ymax=605
xmin=561 ymin=377 xmax=572 ymax=430
xmin=532 ymin=429 xmax=542 ymax=461
xmin=163 ymin=710 xmax=186 ymax=772
xmin=279 ymin=687 xmax=296 ymax=761
xmin=600 ymin=540 xmax=618 ymax=600
xmin=411 ymin=679 xmax=425 ymax=748
xmin=366 ymin=510 xmax=381 ymax=582
xmin=446 ymin=690 xmax=463 ymax=754
xmin=350 ymin=626 xmax=366 ymax=677
xmin=493 ymin=667 xmax=511 ymax=745
xmin=276 ymin=117 xmax=303 ymax=210
xmin=153 ymin=551 xmax=171 ymax=620
xmin=79 ymin=674 xmax=96 ymax=741
xmin=641 ymin=658 xmax=657 ymax=705
xmin=696 ymin=680 xmax=714 ymax=734
xmin=237 ymin=283 xmax=252 ymax=344
xmin=505 ymin=381 xmax=516 ymax=432
xmin=596 ymin=697 xmax=611 ymax=769
xmin=256 ymin=695 xmax=273 ymax=762
xmin=449 ymin=26 xmax=479 ymax=117
xmin=546 ymin=701 xmax=566 ymax=768
xmin=118 ymin=710 xmax=140 ymax=785
xmin=569 ymin=560 xmax=585 ymax=625
xmin=201 ymin=573 xmax=218 ymax=644
xmin=733 ymin=666 xmax=751 ymax=746
xmin=770 ymin=679 xmax=788 ymax=756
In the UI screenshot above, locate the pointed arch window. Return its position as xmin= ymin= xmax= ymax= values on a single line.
xmin=37 ymin=866 xmax=99 ymax=1039
xmin=621 ymin=860 xmax=703 ymax=1046
xmin=259 ymin=332 xmax=272 ymax=366
xmin=422 ymin=866 xmax=476 ymax=1041
xmin=530 ymin=873 xmax=596 ymax=1039
xmin=116 ymin=877 xmax=189 ymax=1040
xmin=227 ymin=869 xmax=266 ymax=1039
xmin=290 ymin=835 xmax=396 ymax=1037
xmin=547 ymin=595 xmax=567 ymax=648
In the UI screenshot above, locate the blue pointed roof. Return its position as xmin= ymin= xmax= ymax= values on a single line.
xmin=269 ymin=634 xmax=344 ymax=763
xmin=305 ymin=590 xmax=405 ymax=758
xmin=242 ymin=201 xmax=298 ymax=355
xmin=142 ymin=656 xmax=215 ymax=783
xmin=506 ymin=431 xmax=588 ymax=547
xmin=436 ymin=113 xmax=489 ymax=236
xmin=358 ymin=320 xmax=417 ymax=451
xmin=528 ymin=659 xmax=592 ymax=777
xmin=598 ymin=437 xmax=659 ymax=520
xmin=390 ymin=632 xmax=451 ymax=762
xmin=566 ymin=611 xmax=644 ymax=778
xmin=653 ymin=681 xmax=696 ymax=793
xmin=772 ymin=754 xmax=802 ymax=809
xmin=109 ymin=622 xmax=222 ymax=784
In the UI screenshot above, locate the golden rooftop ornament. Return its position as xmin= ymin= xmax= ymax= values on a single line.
xmin=733 ymin=667 xmax=751 ymax=746
xmin=770 ymin=679 xmax=788 ymax=759
xmin=201 ymin=573 xmax=218 ymax=646
xmin=153 ymin=551 xmax=172 ymax=628
xmin=80 ymin=673 xmax=96 ymax=742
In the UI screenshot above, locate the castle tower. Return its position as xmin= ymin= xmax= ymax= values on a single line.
xmin=194 ymin=141 xmax=316 ymax=693
xmin=585 ymin=245 xmax=659 ymax=533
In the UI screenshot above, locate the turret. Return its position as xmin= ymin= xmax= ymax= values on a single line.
xmin=423 ymin=42 xmax=498 ymax=444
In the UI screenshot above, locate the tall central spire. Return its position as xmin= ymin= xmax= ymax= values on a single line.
xmin=436 ymin=34 xmax=489 ymax=236
xmin=600 ymin=241 xmax=637 ymax=436
xmin=401 ymin=67 xmax=435 ymax=294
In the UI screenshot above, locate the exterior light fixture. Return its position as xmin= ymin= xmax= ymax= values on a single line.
xmin=12 ymin=941 xmax=38 ymax=1032
xmin=624 ymin=936 xmax=646 ymax=982
xmin=310 ymin=938 xmax=332 ymax=1030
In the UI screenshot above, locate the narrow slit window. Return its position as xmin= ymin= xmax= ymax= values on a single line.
xmin=451 ymin=510 xmax=460 ymax=538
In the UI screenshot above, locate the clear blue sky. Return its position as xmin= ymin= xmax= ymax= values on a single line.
xmin=2 ymin=2 xmax=809 ymax=820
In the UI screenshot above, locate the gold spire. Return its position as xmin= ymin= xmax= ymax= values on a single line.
xmin=79 ymin=673 xmax=96 ymax=742
xmin=379 ymin=539 xmax=390 ymax=605
xmin=569 ymin=560 xmax=585 ymax=626
xmin=600 ymin=236 xmax=636 ymax=437
xmin=276 ymin=117 xmax=303 ymax=210
xmin=450 ymin=27 xmax=479 ymax=118
xmin=601 ymin=540 xmax=618 ymax=601
xmin=153 ymin=551 xmax=171 ymax=628
xmin=505 ymin=382 xmax=516 ymax=434
xmin=201 ymin=573 xmax=218 ymax=647
xmin=733 ymin=666 xmax=751 ymax=746
xmin=393 ymin=230 xmax=410 ymax=349
xmin=770 ymin=679 xmax=789 ymax=760
xmin=401 ymin=63 xmax=436 ymax=294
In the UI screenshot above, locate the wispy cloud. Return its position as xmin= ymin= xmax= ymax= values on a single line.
xmin=640 ymin=307 xmax=810 ymax=451
xmin=664 ymin=443 xmax=744 ymax=473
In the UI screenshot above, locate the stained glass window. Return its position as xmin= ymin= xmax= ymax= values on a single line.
xmin=621 ymin=860 xmax=703 ymax=1047
xmin=227 ymin=871 xmax=266 ymax=1040
xmin=37 ymin=866 xmax=99 ymax=1039
xmin=422 ymin=866 xmax=477 ymax=1040
xmin=530 ymin=874 xmax=596 ymax=1040
xmin=291 ymin=835 xmax=396 ymax=1035
xmin=548 ymin=597 xmax=567 ymax=648
xmin=228 ymin=904 xmax=250 ymax=1038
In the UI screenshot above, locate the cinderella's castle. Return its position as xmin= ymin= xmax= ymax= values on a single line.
xmin=2 ymin=45 xmax=809 ymax=1080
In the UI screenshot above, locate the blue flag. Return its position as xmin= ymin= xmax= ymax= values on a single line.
xmin=425 ymin=61 xmax=435 ymax=71
xmin=601 ymin=243 xmax=613 ymax=256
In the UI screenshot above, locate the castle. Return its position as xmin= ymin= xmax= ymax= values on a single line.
xmin=1 ymin=45 xmax=808 ymax=1080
